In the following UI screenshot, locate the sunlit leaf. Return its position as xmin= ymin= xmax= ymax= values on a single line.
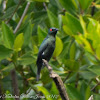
xmin=96 ymin=45 xmax=100 ymax=60
xmin=37 ymin=86 xmax=53 ymax=100
xmin=14 ymin=33 xmax=24 ymax=52
xmin=62 ymin=12 xmax=83 ymax=35
xmin=53 ymin=36 xmax=63 ymax=57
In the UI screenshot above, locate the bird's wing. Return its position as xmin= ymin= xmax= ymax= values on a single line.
xmin=37 ymin=37 xmax=48 ymax=63
xmin=38 ymin=38 xmax=48 ymax=55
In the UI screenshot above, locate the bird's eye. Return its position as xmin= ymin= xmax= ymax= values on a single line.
xmin=50 ymin=29 xmax=52 ymax=31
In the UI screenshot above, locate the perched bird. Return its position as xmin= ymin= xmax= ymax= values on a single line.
xmin=36 ymin=27 xmax=58 ymax=81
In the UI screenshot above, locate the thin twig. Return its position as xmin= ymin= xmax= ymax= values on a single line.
xmin=63 ymin=71 xmax=71 ymax=83
xmin=6 ymin=0 xmax=22 ymax=24
xmin=14 ymin=2 xmax=30 ymax=33
xmin=91 ymin=77 xmax=100 ymax=91
xmin=42 ymin=59 xmax=69 ymax=100
xmin=43 ymin=2 xmax=47 ymax=10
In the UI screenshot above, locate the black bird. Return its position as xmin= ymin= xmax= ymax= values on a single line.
xmin=36 ymin=27 xmax=58 ymax=81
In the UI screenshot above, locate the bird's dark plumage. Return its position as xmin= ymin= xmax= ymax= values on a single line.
xmin=36 ymin=28 xmax=58 ymax=81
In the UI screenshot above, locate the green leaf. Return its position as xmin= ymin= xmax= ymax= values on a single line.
xmin=14 ymin=33 xmax=24 ymax=52
xmin=50 ymin=82 xmax=59 ymax=95
xmin=18 ymin=52 xmax=34 ymax=65
xmin=53 ymin=36 xmax=63 ymax=57
xmin=62 ymin=12 xmax=83 ymax=35
xmin=37 ymin=26 xmax=47 ymax=45
xmin=37 ymin=86 xmax=53 ymax=100
xmin=66 ymin=85 xmax=83 ymax=100
xmin=59 ymin=0 xmax=78 ymax=12
xmin=78 ymin=0 xmax=93 ymax=10
xmin=88 ymin=65 xmax=100 ymax=76
xmin=47 ymin=9 xmax=59 ymax=28
xmin=2 ymin=22 xmax=14 ymax=49
xmin=93 ymin=11 xmax=100 ymax=21
xmin=23 ymin=21 xmax=32 ymax=47
xmin=64 ymin=59 xmax=79 ymax=71
xmin=96 ymin=45 xmax=100 ymax=60
xmin=5 ymin=91 xmax=14 ymax=100
xmin=0 ymin=45 xmax=13 ymax=60
xmin=0 ymin=5 xmax=17 ymax=20
xmin=70 ymin=42 xmax=76 ymax=60
xmin=79 ymin=70 xmax=97 ymax=80
xmin=1 ymin=63 xmax=14 ymax=72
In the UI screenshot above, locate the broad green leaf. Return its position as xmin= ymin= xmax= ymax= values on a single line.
xmin=47 ymin=9 xmax=59 ymax=28
xmin=2 ymin=22 xmax=14 ymax=49
xmin=23 ymin=21 xmax=32 ymax=47
xmin=0 ymin=63 xmax=14 ymax=72
xmin=80 ymin=81 xmax=90 ymax=100
xmin=79 ymin=16 xmax=87 ymax=35
xmin=87 ymin=18 xmax=100 ymax=49
xmin=0 ymin=45 xmax=13 ymax=60
xmin=62 ymin=13 xmax=83 ymax=35
xmin=41 ymin=68 xmax=52 ymax=84
xmin=85 ymin=86 xmax=91 ymax=100
xmin=18 ymin=52 xmax=34 ymax=65
xmin=75 ymin=35 xmax=94 ymax=54
xmin=50 ymin=82 xmax=59 ymax=95
xmin=37 ymin=26 xmax=47 ymax=45
xmin=37 ymin=86 xmax=53 ymax=100
xmin=27 ymin=0 xmax=49 ymax=2
xmin=66 ymin=85 xmax=83 ymax=100
xmin=96 ymin=45 xmax=100 ymax=60
xmin=79 ymin=70 xmax=96 ymax=80
xmin=53 ymin=36 xmax=63 ymax=57
xmin=0 ymin=5 xmax=17 ymax=20
xmin=59 ymin=0 xmax=78 ymax=13
xmin=78 ymin=0 xmax=93 ymax=10
xmin=70 ymin=42 xmax=76 ymax=60
xmin=88 ymin=65 xmax=100 ymax=76
xmin=14 ymin=33 xmax=24 ymax=52
xmin=64 ymin=59 xmax=79 ymax=71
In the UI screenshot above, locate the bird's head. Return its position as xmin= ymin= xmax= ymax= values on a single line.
xmin=48 ymin=27 xmax=58 ymax=37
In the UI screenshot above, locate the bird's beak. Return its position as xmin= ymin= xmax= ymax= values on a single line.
xmin=56 ymin=29 xmax=59 ymax=31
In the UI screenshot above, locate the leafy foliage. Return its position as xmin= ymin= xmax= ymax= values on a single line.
xmin=0 ymin=0 xmax=100 ymax=100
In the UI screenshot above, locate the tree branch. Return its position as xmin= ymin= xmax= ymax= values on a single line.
xmin=88 ymin=95 xmax=93 ymax=100
xmin=42 ymin=59 xmax=69 ymax=100
xmin=14 ymin=2 xmax=30 ymax=33
xmin=10 ymin=69 xmax=19 ymax=100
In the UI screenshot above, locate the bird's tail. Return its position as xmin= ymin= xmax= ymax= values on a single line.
xmin=37 ymin=68 xmax=40 ymax=81
xmin=36 ymin=62 xmax=42 ymax=81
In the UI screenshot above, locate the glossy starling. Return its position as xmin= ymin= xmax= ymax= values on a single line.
xmin=36 ymin=28 xmax=58 ymax=81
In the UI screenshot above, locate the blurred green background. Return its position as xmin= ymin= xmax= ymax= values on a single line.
xmin=0 ymin=0 xmax=100 ymax=100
